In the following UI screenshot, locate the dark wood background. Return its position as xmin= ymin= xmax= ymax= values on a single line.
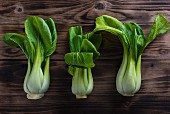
xmin=0 ymin=0 xmax=170 ymax=114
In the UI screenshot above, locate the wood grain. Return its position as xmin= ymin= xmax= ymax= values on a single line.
xmin=0 ymin=0 xmax=170 ymax=25
xmin=0 ymin=0 xmax=170 ymax=114
xmin=0 ymin=60 xmax=170 ymax=114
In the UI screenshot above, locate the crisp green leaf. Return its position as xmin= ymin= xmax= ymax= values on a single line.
xmin=2 ymin=33 xmax=29 ymax=58
xmin=33 ymin=16 xmax=52 ymax=53
xmin=93 ymin=25 xmax=123 ymax=37
xmin=46 ymin=18 xmax=57 ymax=43
xmin=64 ymin=52 xmax=95 ymax=68
xmin=25 ymin=17 xmax=39 ymax=46
xmin=122 ymin=23 xmax=135 ymax=44
xmin=24 ymin=37 xmax=35 ymax=62
xmin=80 ymin=39 xmax=100 ymax=60
xmin=46 ymin=18 xmax=57 ymax=56
xmin=3 ymin=33 xmax=25 ymax=46
xmin=122 ymin=23 xmax=138 ymax=60
xmin=123 ymin=22 xmax=146 ymax=56
xmin=69 ymin=26 xmax=83 ymax=52
xmin=68 ymin=66 xmax=75 ymax=76
xmin=46 ymin=37 xmax=57 ymax=57
xmin=89 ymin=33 xmax=102 ymax=50
xmin=71 ymin=35 xmax=83 ymax=52
xmin=130 ymin=23 xmax=146 ymax=55
xmin=93 ymin=24 xmax=128 ymax=49
xmin=130 ymin=23 xmax=145 ymax=38
xmin=95 ymin=15 xmax=123 ymax=30
xmin=25 ymin=16 xmax=52 ymax=56
xmin=145 ymin=14 xmax=170 ymax=47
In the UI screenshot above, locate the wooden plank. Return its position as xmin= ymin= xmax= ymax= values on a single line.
xmin=0 ymin=0 xmax=170 ymax=113
xmin=0 ymin=0 xmax=170 ymax=25
xmin=0 ymin=60 xmax=170 ymax=113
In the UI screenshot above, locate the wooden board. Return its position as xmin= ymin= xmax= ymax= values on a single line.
xmin=0 ymin=0 xmax=170 ymax=113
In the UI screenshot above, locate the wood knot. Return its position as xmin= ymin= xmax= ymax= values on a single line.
xmin=95 ymin=1 xmax=105 ymax=10
xmin=14 ymin=5 xmax=24 ymax=14
xmin=3 ymin=47 xmax=21 ymax=57
xmin=123 ymin=101 xmax=132 ymax=108
xmin=159 ymin=49 xmax=168 ymax=55
xmin=150 ymin=63 xmax=154 ymax=67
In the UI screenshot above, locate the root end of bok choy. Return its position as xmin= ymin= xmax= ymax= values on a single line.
xmin=3 ymin=16 xmax=57 ymax=99
xmin=76 ymin=95 xmax=87 ymax=99
xmin=27 ymin=93 xmax=44 ymax=100
xmin=93 ymin=14 xmax=169 ymax=96
xmin=64 ymin=26 xmax=102 ymax=99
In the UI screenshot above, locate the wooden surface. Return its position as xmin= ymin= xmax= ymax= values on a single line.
xmin=0 ymin=0 xmax=170 ymax=114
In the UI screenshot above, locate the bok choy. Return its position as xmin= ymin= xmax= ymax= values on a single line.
xmin=3 ymin=16 xmax=57 ymax=99
xmin=93 ymin=14 xmax=169 ymax=96
xmin=64 ymin=26 xmax=102 ymax=99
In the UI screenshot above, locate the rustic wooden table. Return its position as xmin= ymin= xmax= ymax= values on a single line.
xmin=0 ymin=0 xmax=170 ymax=114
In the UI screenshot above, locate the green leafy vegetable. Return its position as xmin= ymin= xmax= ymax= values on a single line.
xmin=3 ymin=16 xmax=57 ymax=99
xmin=93 ymin=14 xmax=169 ymax=96
xmin=64 ymin=26 xmax=102 ymax=99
